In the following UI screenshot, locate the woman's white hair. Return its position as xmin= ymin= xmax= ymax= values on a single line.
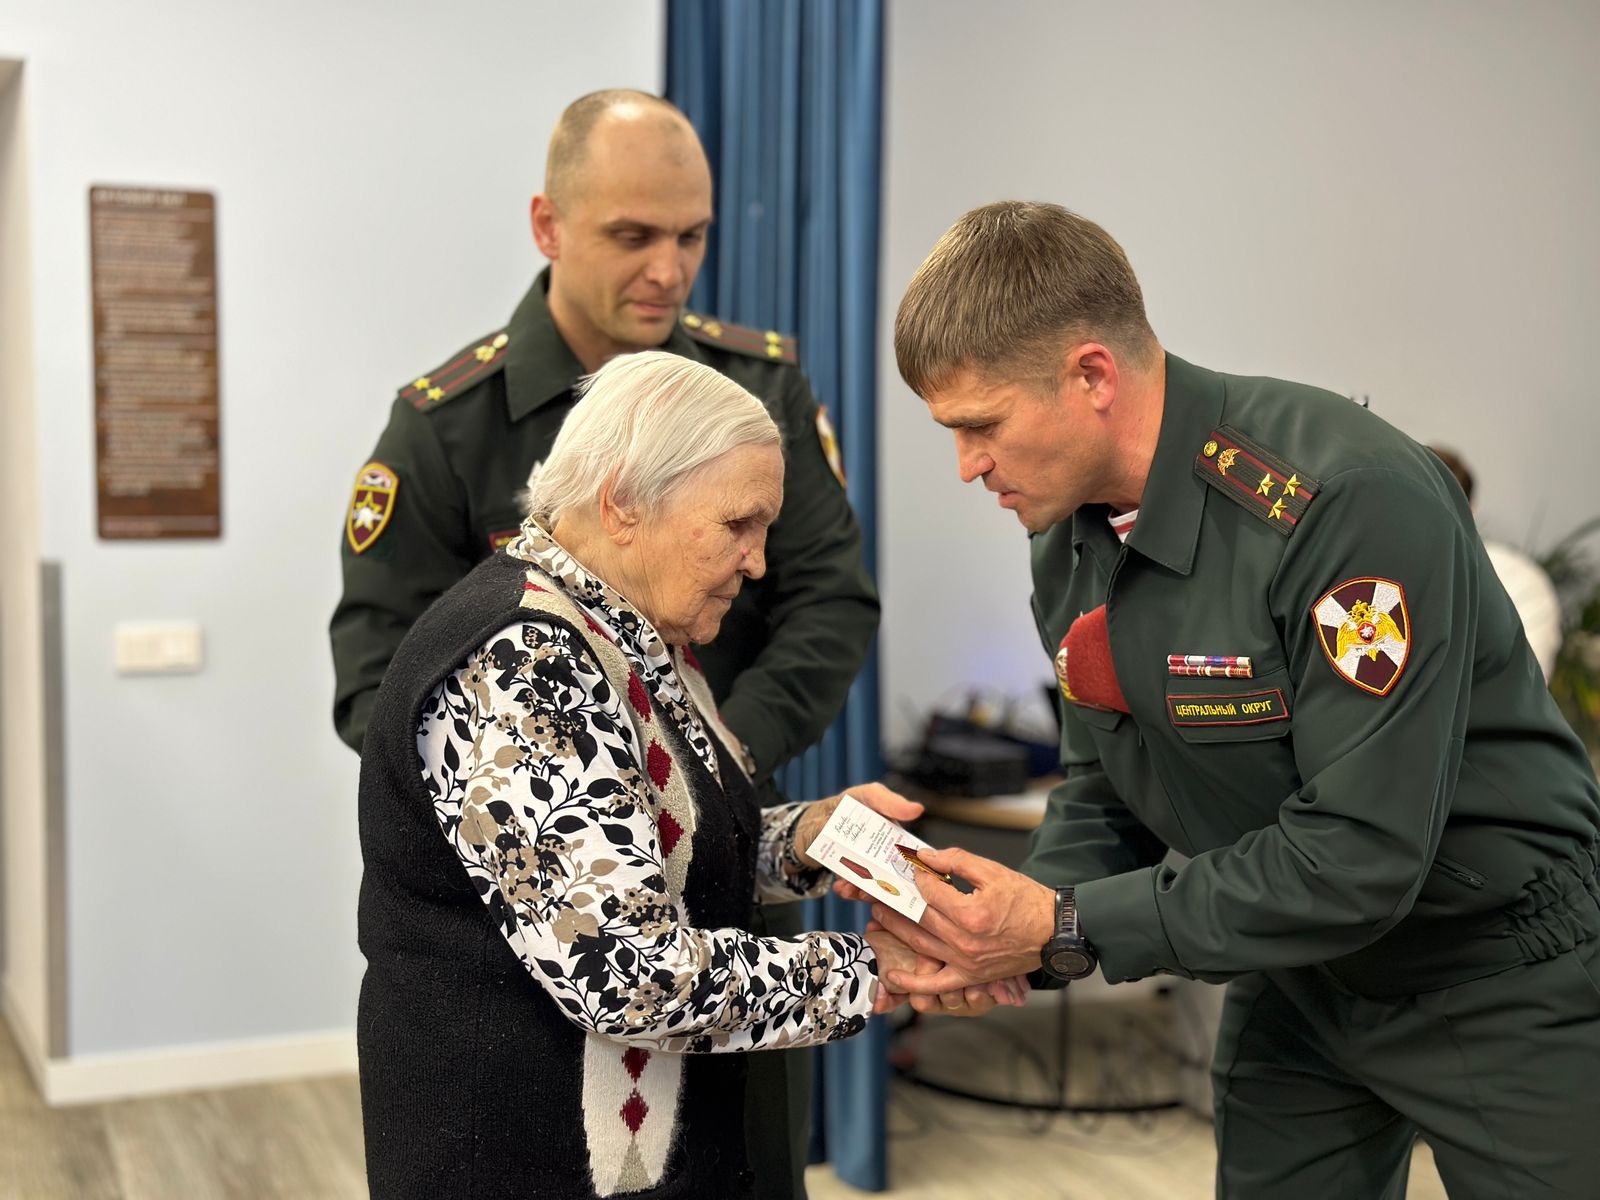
xmin=525 ymin=350 xmax=781 ymax=524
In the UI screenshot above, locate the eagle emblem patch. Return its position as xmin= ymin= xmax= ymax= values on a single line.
xmin=346 ymin=461 xmax=398 ymax=554
xmin=1312 ymin=577 xmax=1410 ymax=696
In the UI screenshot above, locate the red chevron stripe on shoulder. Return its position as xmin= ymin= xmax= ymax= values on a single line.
xmin=398 ymin=329 xmax=511 ymax=410
xmin=1193 ymin=425 xmax=1319 ymax=537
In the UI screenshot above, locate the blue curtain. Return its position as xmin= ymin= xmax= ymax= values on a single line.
xmin=667 ymin=1 xmax=889 ymax=1190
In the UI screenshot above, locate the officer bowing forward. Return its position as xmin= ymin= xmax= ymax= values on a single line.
xmin=866 ymin=200 xmax=1600 ymax=1200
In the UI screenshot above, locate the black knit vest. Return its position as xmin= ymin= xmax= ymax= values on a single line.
xmin=357 ymin=550 xmax=761 ymax=1199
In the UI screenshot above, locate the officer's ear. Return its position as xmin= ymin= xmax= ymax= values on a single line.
xmin=531 ymin=194 xmax=561 ymax=260
xmin=1062 ymin=342 xmax=1119 ymax=416
xmin=597 ymin=474 xmax=641 ymax=545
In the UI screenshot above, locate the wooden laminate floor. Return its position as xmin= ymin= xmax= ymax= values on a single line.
xmin=0 ymin=1025 xmax=366 ymax=1200
xmin=1 ymin=1004 xmax=1446 ymax=1200
xmin=807 ymin=997 xmax=1448 ymax=1200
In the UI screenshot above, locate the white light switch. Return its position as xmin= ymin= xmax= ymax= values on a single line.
xmin=114 ymin=622 xmax=204 ymax=674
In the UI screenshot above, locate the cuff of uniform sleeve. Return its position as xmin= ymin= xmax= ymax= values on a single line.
xmin=719 ymin=698 xmax=778 ymax=781
xmin=1075 ymin=868 xmax=1190 ymax=984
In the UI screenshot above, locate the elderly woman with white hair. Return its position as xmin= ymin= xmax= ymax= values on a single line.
xmin=356 ymin=351 xmax=939 ymax=1200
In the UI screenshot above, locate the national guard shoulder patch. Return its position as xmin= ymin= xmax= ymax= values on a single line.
xmin=815 ymin=404 xmax=847 ymax=487
xmin=1195 ymin=425 xmax=1319 ymax=537
xmin=347 ymin=461 xmax=398 ymax=554
xmin=680 ymin=311 xmax=798 ymax=364
xmin=1312 ymin=577 xmax=1411 ymax=696
xmin=398 ymin=328 xmax=510 ymax=411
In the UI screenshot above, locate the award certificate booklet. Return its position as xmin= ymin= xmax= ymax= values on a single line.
xmin=808 ymin=794 xmax=930 ymax=922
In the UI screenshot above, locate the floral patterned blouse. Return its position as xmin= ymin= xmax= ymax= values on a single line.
xmin=416 ymin=524 xmax=877 ymax=1052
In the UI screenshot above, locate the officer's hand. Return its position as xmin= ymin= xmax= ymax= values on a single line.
xmin=794 ymin=782 xmax=923 ymax=870
xmin=865 ymin=922 xmax=1026 ymax=1016
xmin=864 ymin=846 xmax=1055 ymax=997
xmin=907 ymin=953 xmax=1031 ymax=1017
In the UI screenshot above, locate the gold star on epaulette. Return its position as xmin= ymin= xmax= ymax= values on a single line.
xmin=398 ymin=327 xmax=512 ymax=411
xmin=1194 ymin=425 xmax=1320 ymax=538
xmin=680 ymin=310 xmax=798 ymax=365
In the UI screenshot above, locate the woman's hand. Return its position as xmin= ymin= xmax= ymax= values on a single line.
xmin=864 ymin=922 xmax=919 ymax=1014
xmin=909 ymin=971 xmax=1031 ymax=1016
xmin=864 ymin=921 xmax=1029 ymax=1017
xmin=793 ymin=782 xmax=923 ymax=870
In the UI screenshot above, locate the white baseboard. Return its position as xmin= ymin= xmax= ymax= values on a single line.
xmin=2 ymin=978 xmax=52 ymax=1094
xmin=4 ymin=988 xmax=357 ymax=1107
xmin=42 ymin=1029 xmax=359 ymax=1107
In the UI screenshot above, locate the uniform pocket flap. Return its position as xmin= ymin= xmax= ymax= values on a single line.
xmin=1070 ymin=703 xmax=1124 ymax=733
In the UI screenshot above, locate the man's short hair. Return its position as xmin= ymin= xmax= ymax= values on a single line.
xmin=526 ymin=351 xmax=780 ymax=525
xmin=545 ymin=89 xmax=690 ymax=207
xmin=894 ymin=201 xmax=1158 ymax=397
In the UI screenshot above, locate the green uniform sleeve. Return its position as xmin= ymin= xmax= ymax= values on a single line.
xmin=329 ymin=398 xmax=474 ymax=752
xmin=1026 ymin=761 xmax=1172 ymax=887
xmin=715 ymin=370 xmax=880 ymax=778
xmin=1077 ymin=467 xmax=1475 ymax=983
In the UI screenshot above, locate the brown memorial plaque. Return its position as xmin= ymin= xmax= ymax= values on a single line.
xmin=89 ymin=186 xmax=221 ymax=539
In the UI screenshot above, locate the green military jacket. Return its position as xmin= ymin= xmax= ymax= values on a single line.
xmin=331 ymin=271 xmax=878 ymax=776
xmin=1025 ymin=355 xmax=1600 ymax=994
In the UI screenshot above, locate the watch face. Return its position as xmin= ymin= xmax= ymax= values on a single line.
xmin=1048 ymin=948 xmax=1093 ymax=979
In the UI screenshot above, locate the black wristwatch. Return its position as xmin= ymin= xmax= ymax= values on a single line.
xmin=1040 ymin=886 xmax=1097 ymax=981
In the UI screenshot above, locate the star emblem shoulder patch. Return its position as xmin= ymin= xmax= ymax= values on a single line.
xmin=346 ymin=461 xmax=398 ymax=554
xmin=1312 ymin=577 xmax=1410 ymax=695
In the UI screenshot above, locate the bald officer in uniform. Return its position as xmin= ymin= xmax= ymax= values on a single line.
xmin=859 ymin=201 xmax=1600 ymax=1198
xmin=331 ymin=90 xmax=877 ymax=1200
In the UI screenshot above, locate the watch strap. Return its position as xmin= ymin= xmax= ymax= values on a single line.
xmin=1056 ymin=886 xmax=1078 ymax=940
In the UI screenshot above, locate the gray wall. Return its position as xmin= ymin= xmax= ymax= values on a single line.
xmin=8 ymin=0 xmax=1600 ymax=1064
xmin=879 ymin=0 xmax=1600 ymax=748
xmin=4 ymin=0 xmax=661 ymax=1057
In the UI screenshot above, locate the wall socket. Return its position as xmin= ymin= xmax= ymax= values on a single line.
xmin=114 ymin=622 xmax=204 ymax=674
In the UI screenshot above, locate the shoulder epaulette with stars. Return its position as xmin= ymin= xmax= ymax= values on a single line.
xmin=1194 ymin=424 xmax=1320 ymax=537
xmin=680 ymin=311 xmax=797 ymax=364
xmin=398 ymin=328 xmax=510 ymax=411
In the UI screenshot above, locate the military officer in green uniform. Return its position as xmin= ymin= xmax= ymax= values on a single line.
xmin=330 ymin=90 xmax=877 ymax=1200
xmin=862 ymin=201 xmax=1600 ymax=1198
